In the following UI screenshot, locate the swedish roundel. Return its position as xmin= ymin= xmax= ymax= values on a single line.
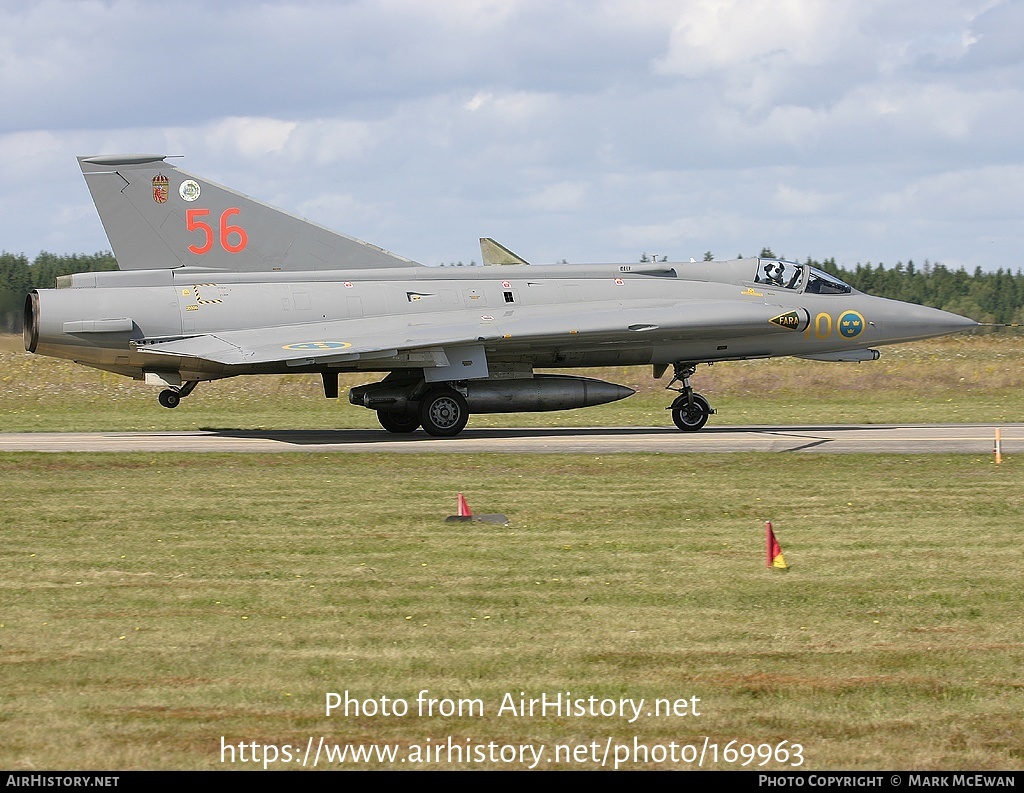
xmin=838 ymin=310 xmax=866 ymax=339
xmin=282 ymin=341 xmax=352 ymax=350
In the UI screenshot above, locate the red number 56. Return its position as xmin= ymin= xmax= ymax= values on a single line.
xmin=186 ymin=208 xmax=248 ymax=255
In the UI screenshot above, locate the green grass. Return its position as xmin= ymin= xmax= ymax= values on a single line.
xmin=4 ymin=332 xmax=1023 ymax=769
xmin=4 ymin=333 xmax=1023 ymax=432
xmin=1 ymin=453 xmax=1022 ymax=769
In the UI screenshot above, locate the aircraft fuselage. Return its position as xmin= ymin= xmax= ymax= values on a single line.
xmin=27 ymin=258 xmax=972 ymax=382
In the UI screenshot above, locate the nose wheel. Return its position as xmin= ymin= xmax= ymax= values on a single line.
xmin=671 ymin=393 xmax=712 ymax=431
xmin=666 ymin=363 xmax=715 ymax=432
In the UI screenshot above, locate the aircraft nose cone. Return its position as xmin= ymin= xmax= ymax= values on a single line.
xmin=881 ymin=301 xmax=978 ymax=342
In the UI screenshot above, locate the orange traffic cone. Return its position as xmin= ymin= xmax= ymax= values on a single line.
xmin=445 ymin=493 xmax=509 ymax=525
xmin=766 ymin=521 xmax=788 ymax=569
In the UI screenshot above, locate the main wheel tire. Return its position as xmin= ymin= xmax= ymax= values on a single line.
xmin=671 ymin=393 xmax=711 ymax=432
xmin=158 ymin=389 xmax=180 ymax=409
xmin=377 ymin=411 xmax=420 ymax=434
xmin=419 ymin=388 xmax=469 ymax=437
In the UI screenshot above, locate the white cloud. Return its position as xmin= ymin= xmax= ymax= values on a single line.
xmin=654 ymin=0 xmax=845 ymax=77
xmin=202 ymin=118 xmax=299 ymax=159
xmin=875 ymin=165 xmax=1024 ymax=221
xmin=0 ymin=0 xmax=1021 ymax=272
xmin=464 ymin=92 xmax=494 ymax=112
xmin=524 ymin=181 xmax=589 ymax=212
xmin=293 ymin=193 xmax=390 ymax=232
xmin=773 ymin=184 xmax=842 ymax=215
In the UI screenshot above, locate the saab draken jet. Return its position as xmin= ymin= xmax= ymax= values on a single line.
xmin=23 ymin=155 xmax=977 ymax=436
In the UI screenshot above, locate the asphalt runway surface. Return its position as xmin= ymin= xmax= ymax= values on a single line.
xmin=0 ymin=423 xmax=1020 ymax=454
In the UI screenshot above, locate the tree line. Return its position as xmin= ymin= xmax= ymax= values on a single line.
xmin=2 ymin=249 xmax=1022 ymax=335
xmin=781 ymin=251 xmax=1024 ymax=325
xmin=1 ymin=252 xmax=118 ymax=334
xmin=727 ymin=247 xmax=1022 ymax=325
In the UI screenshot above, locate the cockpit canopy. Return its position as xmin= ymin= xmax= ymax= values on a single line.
xmin=753 ymin=259 xmax=852 ymax=295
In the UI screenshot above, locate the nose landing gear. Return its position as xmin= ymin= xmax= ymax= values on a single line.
xmin=666 ymin=363 xmax=715 ymax=432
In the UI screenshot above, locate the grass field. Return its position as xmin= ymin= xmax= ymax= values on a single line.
xmin=3 ymin=332 xmax=1024 ymax=432
xmin=2 ymin=332 xmax=1023 ymax=770
xmin=1 ymin=452 xmax=1022 ymax=770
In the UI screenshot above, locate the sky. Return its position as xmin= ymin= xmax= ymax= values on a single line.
xmin=1 ymin=0 xmax=1022 ymax=271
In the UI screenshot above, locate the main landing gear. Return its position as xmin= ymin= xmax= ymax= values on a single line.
xmin=157 ymin=380 xmax=198 ymax=409
xmin=373 ymin=386 xmax=470 ymax=437
xmin=666 ymin=363 xmax=715 ymax=432
xmin=417 ymin=387 xmax=469 ymax=437
xmin=376 ymin=410 xmax=420 ymax=434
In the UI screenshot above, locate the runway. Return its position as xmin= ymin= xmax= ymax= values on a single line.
xmin=0 ymin=423 xmax=1019 ymax=454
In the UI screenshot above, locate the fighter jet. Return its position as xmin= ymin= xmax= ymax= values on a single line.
xmin=23 ymin=155 xmax=977 ymax=436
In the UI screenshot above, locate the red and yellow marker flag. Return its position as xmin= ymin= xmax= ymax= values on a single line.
xmin=457 ymin=493 xmax=472 ymax=517
xmin=766 ymin=521 xmax=787 ymax=569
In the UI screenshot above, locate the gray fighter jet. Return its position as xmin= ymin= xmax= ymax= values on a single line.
xmin=23 ymin=155 xmax=977 ymax=436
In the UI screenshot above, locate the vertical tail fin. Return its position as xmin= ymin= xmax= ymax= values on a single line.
xmin=77 ymin=155 xmax=421 ymax=272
